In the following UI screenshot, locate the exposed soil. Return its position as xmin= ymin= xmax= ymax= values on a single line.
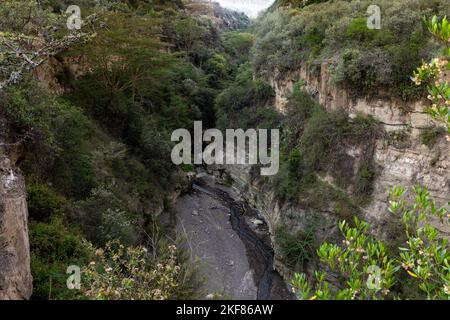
xmin=175 ymin=172 xmax=293 ymax=300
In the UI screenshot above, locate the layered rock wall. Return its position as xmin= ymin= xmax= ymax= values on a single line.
xmin=213 ymin=62 xmax=449 ymax=278
xmin=0 ymin=138 xmax=32 ymax=299
xmin=268 ymin=63 xmax=449 ymax=225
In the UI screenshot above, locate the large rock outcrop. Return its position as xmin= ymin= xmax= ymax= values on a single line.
xmin=211 ymin=62 xmax=449 ymax=279
xmin=268 ymin=62 xmax=449 ymax=219
xmin=0 ymin=135 xmax=32 ymax=299
xmin=185 ymin=1 xmax=251 ymax=30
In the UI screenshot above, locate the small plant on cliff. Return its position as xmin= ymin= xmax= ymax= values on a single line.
xmin=412 ymin=16 xmax=450 ymax=135
xmin=420 ymin=126 xmax=446 ymax=148
xmin=291 ymin=186 xmax=450 ymax=300
xmin=276 ymin=226 xmax=315 ymax=269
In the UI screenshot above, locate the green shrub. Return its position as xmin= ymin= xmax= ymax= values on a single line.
xmin=288 ymin=149 xmax=302 ymax=176
xmin=412 ymin=16 xmax=450 ymax=132
xmin=73 ymin=186 xmax=138 ymax=246
xmin=355 ymin=161 xmax=376 ymax=198
xmin=299 ymin=28 xmax=325 ymax=58
xmin=253 ymin=0 xmax=449 ymax=99
xmin=346 ymin=18 xmax=377 ymax=42
xmin=276 ymin=226 xmax=315 ymax=269
xmin=82 ymin=241 xmax=187 ymax=300
xmin=274 ymin=90 xmax=378 ymax=211
xmin=30 ymin=218 xmax=89 ymax=300
xmin=205 ymin=53 xmax=230 ymax=80
xmin=215 ymin=63 xmax=277 ymax=129
xmin=294 ymin=108 xmax=377 ymax=185
xmin=291 ymin=186 xmax=449 ymax=300
xmin=26 ymin=183 xmax=66 ymax=222
xmin=223 ymin=32 xmax=255 ymax=59
xmin=4 ymin=81 xmax=95 ymax=199
xmin=331 ymin=48 xmax=379 ymax=93
xmin=281 ymin=88 xmax=320 ymax=149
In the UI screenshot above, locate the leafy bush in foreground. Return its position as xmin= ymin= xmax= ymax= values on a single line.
xmin=82 ymin=242 xmax=181 ymax=300
xmin=412 ymin=16 xmax=450 ymax=134
xmin=291 ymin=186 xmax=449 ymax=300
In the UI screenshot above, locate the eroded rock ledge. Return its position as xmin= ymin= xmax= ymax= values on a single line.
xmin=0 ymin=113 xmax=32 ymax=299
xmin=209 ymin=63 xmax=449 ymax=280
xmin=268 ymin=62 xmax=449 ymax=219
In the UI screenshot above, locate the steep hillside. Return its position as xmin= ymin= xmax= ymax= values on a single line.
xmin=0 ymin=0 xmax=448 ymax=301
xmin=0 ymin=0 xmax=252 ymax=299
xmin=213 ymin=0 xmax=449 ymax=299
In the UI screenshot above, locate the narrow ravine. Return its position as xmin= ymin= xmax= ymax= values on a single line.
xmin=175 ymin=172 xmax=292 ymax=300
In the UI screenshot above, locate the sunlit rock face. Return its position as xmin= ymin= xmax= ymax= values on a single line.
xmin=214 ymin=0 xmax=275 ymax=17
xmin=185 ymin=1 xmax=251 ymax=29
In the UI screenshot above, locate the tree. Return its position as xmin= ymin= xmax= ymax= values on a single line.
xmin=73 ymin=12 xmax=176 ymax=100
xmin=411 ymin=16 xmax=450 ymax=134
xmin=389 ymin=186 xmax=449 ymax=299
xmin=166 ymin=17 xmax=203 ymax=55
xmin=224 ymin=32 xmax=255 ymax=59
xmin=291 ymin=186 xmax=449 ymax=300
xmin=0 ymin=0 xmax=96 ymax=90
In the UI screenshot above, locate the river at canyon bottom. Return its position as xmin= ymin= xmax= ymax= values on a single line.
xmin=174 ymin=172 xmax=293 ymax=300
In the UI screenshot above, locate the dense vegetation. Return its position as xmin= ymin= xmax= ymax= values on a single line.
xmin=292 ymin=186 xmax=449 ymax=300
xmin=273 ymin=86 xmax=379 ymax=208
xmin=276 ymin=9 xmax=449 ymax=300
xmin=214 ymin=1 xmax=449 ymax=300
xmin=412 ymin=16 xmax=450 ymax=133
xmin=0 ymin=0 xmax=448 ymax=301
xmin=253 ymin=0 xmax=450 ymax=99
xmin=0 ymin=0 xmax=250 ymax=299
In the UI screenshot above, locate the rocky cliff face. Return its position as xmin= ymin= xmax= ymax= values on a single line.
xmin=185 ymin=1 xmax=250 ymax=30
xmin=270 ymin=63 xmax=434 ymax=130
xmin=0 ymin=115 xmax=32 ymax=299
xmin=211 ymin=62 xmax=449 ymax=279
xmin=269 ymin=63 xmax=449 ymax=221
xmin=208 ymin=164 xmax=342 ymax=279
